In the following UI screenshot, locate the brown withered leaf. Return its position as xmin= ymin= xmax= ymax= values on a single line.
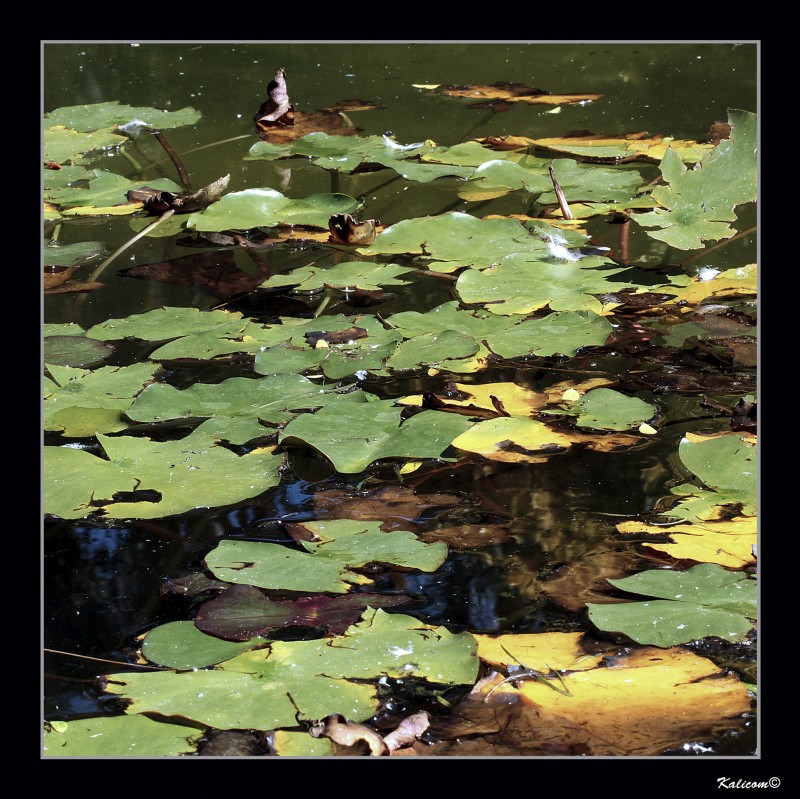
xmin=260 ymin=110 xmax=362 ymax=144
xmin=430 ymin=82 xmax=601 ymax=107
xmin=254 ymin=69 xmax=362 ymax=143
xmin=708 ymin=121 xmax=731 ymax=144
xmin=43 ymin=265 xmax=77 ymax=291
xmin=44 ymin=265 xmax=104 ymax=294
xmin=310 ymin=715 xmax=387 ymax=756
xmin=542 ymin=549 xmax=656 ymax=612
xmin=127 ymin=174 xmax=230 ymax=215
xmin=431 ymin=644 xmax=748 ymax=756
xmin=321 ymin=99 xmax=381 ymax=113
xmin=328 ymin=213 xmax=379 ymax=246
xmin=313 ymin=485 xmax=463 ymax=530
xmin=419 ymin=523 xmax=512 ymax=550
xmin=254 ymin=68 xmax=295 ymax=131
xmin=384 ymin=712 xmax=431 ymax=753
xmin=118 ymin=250 xmax=267 ymax=302
xmin=304 ymin=327 xmax=368 ymax=347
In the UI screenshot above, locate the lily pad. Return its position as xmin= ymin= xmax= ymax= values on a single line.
xmin=43 ymin=335 xmax=114 ymax=368
xmin=633 ymin=109 xmax=756 ymax=249
xmin=43 ymin=714 xmax=202 ymax=757
xmin=358 ymin=212 xmax=551 ymax=272
xmin=44 ymin=362 xmax=160 ymax=436
xmin=87 ymin=306 xmax=248 ymax=342
xmin=587 ymin=563 xmax=756 ymax=646
xmin=44 ymin=429 xmax=283 ymax=520
xmin=565 ymin=388 xmax=657 ymax=431
xmin=104 ymin=609 xmax=477 ymax=730
xmin=45 ymin=101 xmax=201 ymax=132
xmin=127 ymin=374 xmax=336 ymax=443
xmin=455 ymin=254 xmax=631 ymax=315
xmin=279 ymin=394 xmax=475 ymax=473
xmin=246 ymin=132 xmax=473 ymax=183
xmin=261 ymin=261 xmax=414 ymax=291
xmin=43 ymin=125 xmax=128 ymax=165
xmin=141 ymin=620 xmax=268 ymax=669
xmin=452 ymin=417 xmax=574 ymax=463
xmin=204 ymin=519 xmax=447 ymax=593
xmin=186 ymin=188 xmax=358 ymax=232
xmin=669 ymin=432 xmax=757 ymax=520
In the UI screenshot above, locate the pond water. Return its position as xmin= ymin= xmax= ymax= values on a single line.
xmin=43 ymin=41 xmax=758 ymax=757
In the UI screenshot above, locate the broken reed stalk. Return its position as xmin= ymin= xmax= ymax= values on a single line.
xmin=87 ymin=210 xmax=175 ymax=283
xmin=618 ymin=218 xmax=631 ymax=265
xmin=548 ymin=162 xmax=574 ymax=220
xmin=151 ymin=129 xmax=192 ymax=191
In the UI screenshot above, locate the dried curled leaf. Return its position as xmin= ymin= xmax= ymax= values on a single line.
xmin=328 ymin=213 xmax=379 ymax=246
xmin=384 ymin=712 xmax=431 ymax=753
xmin=254 ymin=68 xmax=295 ymax=131
xmin=310 ymin=715 xmax=387 ymax=756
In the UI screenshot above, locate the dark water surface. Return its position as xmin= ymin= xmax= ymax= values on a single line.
xmin=43 ymin=41 xmax=758 ymax=756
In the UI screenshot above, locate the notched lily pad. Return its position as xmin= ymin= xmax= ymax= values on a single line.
xmin=204 ymin=519 xmax=448 ymax=593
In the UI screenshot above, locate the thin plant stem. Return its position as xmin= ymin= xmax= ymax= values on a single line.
xmin=44 ymin=648 xmax=168 ymax=670
xmin=152 ymin=129 xmax=191 ymax=191
xmin=119 ymin=147 xmax=144 ymax=173
xmin=679 ymin=225 xmax=757 ymax=267
xmin=141 ymin=134 xmax=253 ymax=172
xmin=87 ymin=210 xmax=175 ymax=283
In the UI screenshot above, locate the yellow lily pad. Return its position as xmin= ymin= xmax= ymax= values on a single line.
xmin=619 ymin=518 xmax=756 ymax=568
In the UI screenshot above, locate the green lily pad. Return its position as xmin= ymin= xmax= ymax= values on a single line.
xmin=279 ymin=394 xmax=475 ymax=473
xmin=43 ymin=335 xmax=114 ymax=368
xmin=44 ymin=362 xmax=160 ymax=436
xmin=587 ymin=563 xmax=756 ymax=646
xmin=44 ymin=429 xmax=283 ymax=520
xmin=186 ymin=188 xmax=358 ymax=232
xmin=127 ymin=374 xmax=336 ymax=443
xmin=104 ymin=609 xmax=477 ymax=730
xmin=486 ymin=311 xmax=613 ymax=358
xmin=46 ymin=169 xmax=182 ymax=212
xmin=141 ymin=620 xmax=268 ymax=669
xmin=43 ymin=714 xmax=202 ymax=757
xmin=456 ymin=253 xmax=632 ymax=315
xmin=387 ymin=330 xmax=479 ymax=371
xmin=86 ymin=306 xmax=248 ymax=342
xmin=44 ymin=125 xmax=128 ymax=165
xmin=358 ymin=212 xmax=551 ymax=272
xmin=246 ymin=132 xmax=473 ymax=183
xmin=43 ymin=241 xmax=105 ymax=266
xmin=668 ymin=433 xmax=757 ymax=520
xmin=564 ymin=388 xmax=657 ymax=431
xmin=261 ymin=261 xmax=414 ymax=291
xmin=633 ymin=109 xmax=756 ymax=250
xmin=204 ymin=519 xmax=447 ymax=593
xmin=45 ymin=101 xmax=201 ymax=132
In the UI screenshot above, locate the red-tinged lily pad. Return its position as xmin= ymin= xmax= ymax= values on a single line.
xmin=195 ymin=583 xmax=411 ymax=640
